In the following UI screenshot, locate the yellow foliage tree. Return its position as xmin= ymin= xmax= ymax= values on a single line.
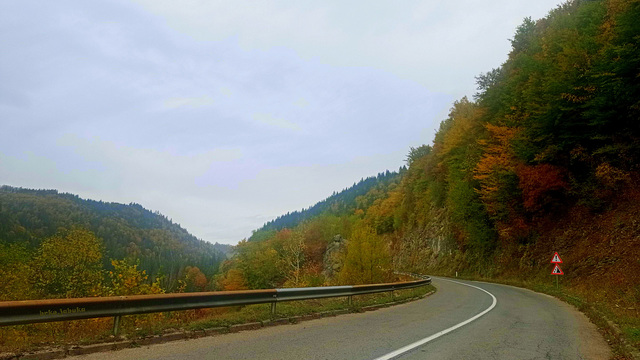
xmin=338 ymin=224 xmax=391 ymax=285
xmin=106 ymin=259 xmax=164 ymax=296
xmin=34 ymin=228 xmax=104 ymax=298
xmin=0 ymin=243 xmax=36 ymax=300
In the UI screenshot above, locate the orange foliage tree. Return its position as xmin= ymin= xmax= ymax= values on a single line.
xmin=183 ymin=266 xmax=208 ymax=292
xmin=219 ymin=268 xmax=248 ymax=291
xmin=474 ymin=123 xmax=520 ymax=215
xmin=474 ymin=123 xmax=530 ymax=240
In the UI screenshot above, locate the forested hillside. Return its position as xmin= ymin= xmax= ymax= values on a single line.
xmin=217 ymin=0 xmax=639 ymax=350
xmin=0 ymin=186 xmax=225 ymax=299
xmin=249 ymin=170 xmax=402 ymax=242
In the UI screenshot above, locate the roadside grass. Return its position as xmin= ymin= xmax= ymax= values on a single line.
xmin=0 ymin=285 xmax=434 ymax=355
xmin=625 ymin=327 xmax=640 ymax=350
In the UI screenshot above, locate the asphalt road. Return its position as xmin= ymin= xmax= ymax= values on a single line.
xmin=71 ymin=278 xmax=611 ymax=360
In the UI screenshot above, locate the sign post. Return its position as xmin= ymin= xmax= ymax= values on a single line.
xmin=550 ymin=252 xmax=563 ymax=289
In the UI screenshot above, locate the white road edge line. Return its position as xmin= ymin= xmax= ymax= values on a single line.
xmin=372 ymin=278 xmax=498 ymax=360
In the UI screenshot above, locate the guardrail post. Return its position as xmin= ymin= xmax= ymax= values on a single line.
xmin=112 ymin=315 xmax=122 ymax=336
xmin=348 ymin=295 xmax=352 ymax=306
xmin=270 ymin=293 xmax=277 ymax=317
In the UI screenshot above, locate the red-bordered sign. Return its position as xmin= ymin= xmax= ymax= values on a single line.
xmin=551 ymin=252 xmax=563 ymax=264
xmin=551 ymin=264 xmax=564 ymax=275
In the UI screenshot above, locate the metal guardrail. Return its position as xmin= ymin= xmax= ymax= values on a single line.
xmin=0 ymin=275 xmax=431 ymax=334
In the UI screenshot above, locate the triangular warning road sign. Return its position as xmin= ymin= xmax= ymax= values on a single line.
xmin=551 ymin=252 xmax=563 ymax=263
xmin=551 ymin=264 xmax=564 ymax=275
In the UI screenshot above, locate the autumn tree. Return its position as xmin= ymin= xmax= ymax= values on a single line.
xmin=106 ymin=259 xmax=164 ymax=296
xmin=474 ymin=123 xmax=521 ymax=220
xmin=218 ymin=268 xmax=248 ymax=291
xmin=281 ymin=229 xmax=306 ymax=287
xmin=234 ymin=240 xmax=284 ymax=289
xmin=338 ymin=224 xmax=391 ymax=285
xmin=183 ymin=266 xmax=208 ymax=292
xmin=517 ymin=164 xmax=568 ymax=212
xmin=0 ymin=242 xmax=36 ymax=300
xmin=34 ymin=228 xmax=104 ymax=298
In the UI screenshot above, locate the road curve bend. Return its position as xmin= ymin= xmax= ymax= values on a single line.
xmin=70 ymin=278 xmax=611 ymax=360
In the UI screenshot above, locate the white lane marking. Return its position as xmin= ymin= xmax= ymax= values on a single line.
xmin=372 ymin=278 xmax=497 ymax=360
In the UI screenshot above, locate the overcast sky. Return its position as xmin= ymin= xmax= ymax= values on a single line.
xmin=1 ymin=0 xmax=563 ymax=244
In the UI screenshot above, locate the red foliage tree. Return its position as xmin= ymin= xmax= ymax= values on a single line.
xmin=517 ymin=164 xmax=568 ymax=212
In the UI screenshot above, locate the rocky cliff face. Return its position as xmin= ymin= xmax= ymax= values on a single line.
xmin=322 ymin=235 xmax=347 ymax=279
xmin=393 ymin=205 xmax=454 ymax=272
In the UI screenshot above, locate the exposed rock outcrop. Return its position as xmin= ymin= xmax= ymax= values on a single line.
xmin=322 ymin=235 xmax=347 ymax=279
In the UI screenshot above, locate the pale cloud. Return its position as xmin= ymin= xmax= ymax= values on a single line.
xmin=164 ymin=95 xmax=214 ymax=109
xmin=252 ymin=112 xmax=301 ymax=131
xmin=219 ymin=86 xmax=233 ymax=97
xmin=54 ymin=134 xmax=243 ymax=186
xmin=131 ymin=0 xmax=563 ymax=98
xmin=294 ymin=97 xmax=309 ymax=108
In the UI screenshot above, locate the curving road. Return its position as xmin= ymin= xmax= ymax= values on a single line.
xmin=71 ymin=277 xmax=611 ymax=360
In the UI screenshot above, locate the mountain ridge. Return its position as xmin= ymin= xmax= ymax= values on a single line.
xmin=0 ymin=185 xmax=225 ymax=292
